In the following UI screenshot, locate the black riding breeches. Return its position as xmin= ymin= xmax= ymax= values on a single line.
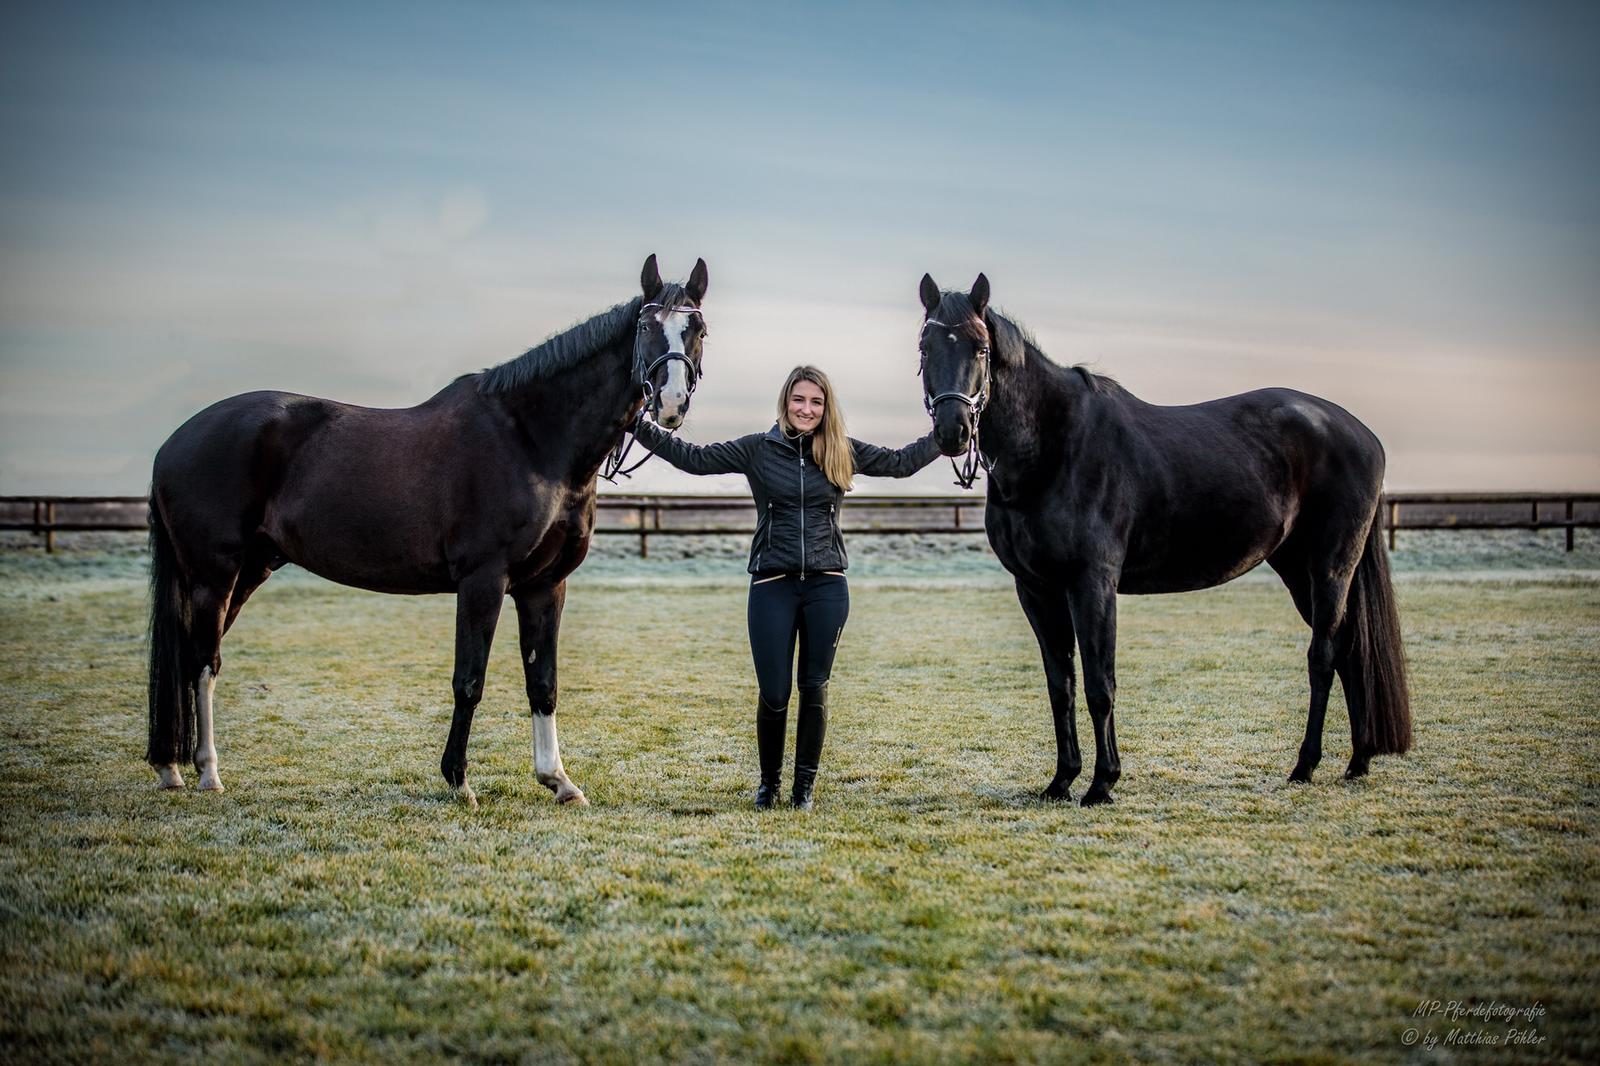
xmin=747 ymin=574 xmax=850 ymax=708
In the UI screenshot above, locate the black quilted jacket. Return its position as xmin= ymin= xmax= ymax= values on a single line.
xmin=633 ymin=422 xmax=940 ymax=575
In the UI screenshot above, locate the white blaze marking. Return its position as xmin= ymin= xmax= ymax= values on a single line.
xmin=527 ymin=648 xmax=537 ymax=664
xmin=655 ymin=310 xmax=692 ymax=423
xmin=196 ymin=666 xmax=223 ymax=791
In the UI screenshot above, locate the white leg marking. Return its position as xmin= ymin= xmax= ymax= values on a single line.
xmin=456 ymin=782 xmax=479 ymax=810
xmin=195 ymin=666 xmax=224 ymax=792
xmin=156 ymin=764 xmax=185 ymax=790
xmin=532 ymin=713 xmax=587 ymax=806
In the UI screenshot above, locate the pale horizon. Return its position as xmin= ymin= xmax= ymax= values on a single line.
xmin=2 ymin=2 xmax=1596 ymax=496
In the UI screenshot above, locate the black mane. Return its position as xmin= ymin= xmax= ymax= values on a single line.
xmin=932 ymin=291 xmax=1118 ymax=395
xmin=477 ymin=283 xmax=689 ymax=394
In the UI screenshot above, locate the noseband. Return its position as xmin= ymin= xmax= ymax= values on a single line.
xmin=919 ymin=317 xmax=995 ymax=490
xmin=602 ymin=302 xmax=707 ymax=482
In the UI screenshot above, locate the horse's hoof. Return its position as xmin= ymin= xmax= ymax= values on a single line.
xmin=197 ymin=777 xmax=225 ymax=793
xmin=1343 ymin=761 xmax=1370 ymax=780
xmin=456 ymin=783 xmax=479 ymax=810
xmin=1288 ymin=767 xmax=1313 ymax=784
xmin=1040 ymin=782 xmax=1072 ymax=802
xmin=557 ymin=787 xmax=588 ymax=807
xmin=1081 ymin=788 xmax=1115 ymax=807
xmin=155 ymin=766 xmax=185 ymax=790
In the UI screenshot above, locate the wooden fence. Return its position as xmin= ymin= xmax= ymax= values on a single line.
xmin=2 ymin=492 xmax=1596 ymax=555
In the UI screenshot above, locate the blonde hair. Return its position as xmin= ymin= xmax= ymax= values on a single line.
xmin=776 ymin=366 xmax=853 ymax=492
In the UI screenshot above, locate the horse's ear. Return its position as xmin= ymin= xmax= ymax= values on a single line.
xmin=969 ymin=273 xmax=990 ymax=317
xmin=919 ymin=273 xmax=941 ymax=315
xmin=641 ymin=254 xmax=663 ymax=300
xmin=686 ymin=258 xmax=708 ymax=304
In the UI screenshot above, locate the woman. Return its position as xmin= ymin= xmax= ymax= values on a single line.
xmin=634 ymin=366 xmax=940 ymax=809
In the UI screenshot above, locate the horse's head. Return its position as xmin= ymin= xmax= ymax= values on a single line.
xmin=637 ymin=254 xmax=710 ymax=430
xmin=917 ymin=272 xmax=991 ymax=457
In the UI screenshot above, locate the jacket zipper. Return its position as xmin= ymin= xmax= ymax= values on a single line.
xmin=798 ymin=446 xmax=806 ymax=580
xmin=831 ymin=503 xmax=842 ymax=561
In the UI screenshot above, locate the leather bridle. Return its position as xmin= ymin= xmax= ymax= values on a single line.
xmin=919 ymin=317 xmax=994 ymax=489
xmin=602 ymin=302 xmax=706 ymax=482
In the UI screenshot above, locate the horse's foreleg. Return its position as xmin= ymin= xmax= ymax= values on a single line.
xmin=514 ymin=582 xmax=586 ymax=806
xmin=1067 ymin=575 xmax=1119 ymax=807
xmin=441 ymin=570 xmax=508 ymax=807
xmin=1015 ymin=580 xmax=1081 ymax=801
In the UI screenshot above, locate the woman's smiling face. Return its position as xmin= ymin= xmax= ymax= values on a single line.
xmin=787 ymin=379 xmax=825 ymax=433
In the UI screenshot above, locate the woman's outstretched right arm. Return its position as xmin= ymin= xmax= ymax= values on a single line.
xmin=633 ymin=420 xmax=759 ymax=476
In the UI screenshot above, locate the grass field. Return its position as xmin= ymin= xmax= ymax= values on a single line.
xmin=1 ymin=546 xmax=1597 ymax=1063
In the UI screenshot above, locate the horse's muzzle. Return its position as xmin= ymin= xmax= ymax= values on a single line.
xmin=931 ymin=403 xmax=973 ymax=456
xmin=655 ymin=402 xmax=687 ymax=430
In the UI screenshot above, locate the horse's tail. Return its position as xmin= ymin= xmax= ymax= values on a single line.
xmin=146 ymin=499 xmax=195 ymax=767
xmin=1343 ymin=511 xmax=1412 ymax=755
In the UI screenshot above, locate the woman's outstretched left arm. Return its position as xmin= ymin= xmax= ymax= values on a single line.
xmin=848 ymin=433 xmax=942 ymax=478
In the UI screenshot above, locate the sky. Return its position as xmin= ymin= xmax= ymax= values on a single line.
xmin=1 ymin=0 xmax=1596 ymax=496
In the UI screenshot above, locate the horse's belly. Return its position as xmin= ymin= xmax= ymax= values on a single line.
xmin=1117 ymin=550 xmax=1268 ymax=594
xmin=1119 ymin=516 xmax=1281 ymax=593
xmin=265 ymin=495 xmax=455 ymax=593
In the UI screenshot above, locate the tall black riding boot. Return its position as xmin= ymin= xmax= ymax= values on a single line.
xmin=755 ymin=697 xmax=787 ymax=810
xmin=792 ymin=683 xmax=829 ymax=810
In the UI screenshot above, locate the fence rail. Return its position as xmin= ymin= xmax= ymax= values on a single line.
xmin=3 ymin=492 xmax=1597 ymax=555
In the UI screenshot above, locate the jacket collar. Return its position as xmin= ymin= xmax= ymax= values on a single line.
xmin=765 ymin=423 xmax=812 ymax=453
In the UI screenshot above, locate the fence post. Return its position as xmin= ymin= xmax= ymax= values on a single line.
xmin=638 ymin=505 xmax=648 ymax=558
xmin=45 ymin=501 xmax=56 ymax=554
xmin=1568 ymin=499 xmax=1575 ymax=553
xmin=1388 ymin=499 xmax=1398 ymax=552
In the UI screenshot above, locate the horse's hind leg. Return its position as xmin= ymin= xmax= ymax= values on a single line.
xmin=189 ymin=581 xmax=232 ymax=792
xmin=222 ymin=538 xmax=280 ymax=635
xmin=1335 ymin=660 xmax=1371 ymax=780
xmin=440 ymin=569 xmax=508 ymax=808
xmin=1271 ymin=546 xmax=1355 ymax=784
xmin=181 ymin=539 xmax=278 ymax=792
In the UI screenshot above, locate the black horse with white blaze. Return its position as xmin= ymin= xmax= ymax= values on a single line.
xmin=917 ymin=272 xmax=1411 ymax=806
xmin=147 ymin=255 xmax=709 ymax=806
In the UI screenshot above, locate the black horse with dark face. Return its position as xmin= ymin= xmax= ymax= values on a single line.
xmin=917 ymin=272 xmax=1411 ymax=806
xmin=147 ymin=255 xmax=709 ymax=807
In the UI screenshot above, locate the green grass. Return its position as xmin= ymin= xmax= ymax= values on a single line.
xmin=1 ymin=555 xmax=1597 ymax=1063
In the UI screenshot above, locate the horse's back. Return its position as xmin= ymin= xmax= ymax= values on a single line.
xmin=152 ymin=383 xmax=505 ymax=589
xmin=1127 ymin=387 xmax=1384 ymax=509
xmin=1101 ymin=387 xmax=1385 ymax=592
